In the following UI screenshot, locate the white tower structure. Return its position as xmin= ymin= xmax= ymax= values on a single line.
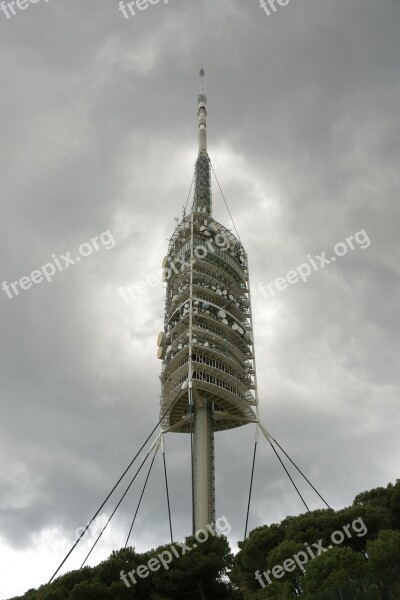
xmin=157 ymin=70 xmax=259 ymax=532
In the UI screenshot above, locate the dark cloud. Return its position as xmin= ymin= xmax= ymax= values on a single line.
xmin=1 ymin=0 xmax=399 ymax=596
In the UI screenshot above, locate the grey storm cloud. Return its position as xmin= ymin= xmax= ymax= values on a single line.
xmin=1 ymin=0 xmax=399 ymax=596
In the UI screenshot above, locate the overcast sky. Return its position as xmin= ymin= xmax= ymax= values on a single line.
xmin=1 ymin=0 xmax=400 ymax=597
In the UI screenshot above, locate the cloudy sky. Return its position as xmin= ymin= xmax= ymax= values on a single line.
xmin=1 ymin=0 xmax=400 ymax=596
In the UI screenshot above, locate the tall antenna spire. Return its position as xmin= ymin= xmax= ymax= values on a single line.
xmin=192 ymin=68 xmax=212 ymax=215
xmin=198 ymin=67 xmax=207 ymax=154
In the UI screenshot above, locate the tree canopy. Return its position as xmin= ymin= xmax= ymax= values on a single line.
xmin=8 ymin=480 xmax=400 ymax=600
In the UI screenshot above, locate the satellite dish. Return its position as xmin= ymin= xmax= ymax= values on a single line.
xmin=157 ymin=332 xmax=166 ymax=346
xmin=157 ymin=346 xmax=166 ymax=359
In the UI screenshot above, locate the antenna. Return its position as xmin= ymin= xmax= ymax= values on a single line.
xmin=200 ymin=67 xmax=205 ymax=94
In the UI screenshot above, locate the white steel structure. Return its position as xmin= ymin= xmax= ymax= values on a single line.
xmin=157 ymin=70 xmax=259 ymax=532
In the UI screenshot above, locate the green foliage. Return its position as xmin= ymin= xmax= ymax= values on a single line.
xmin=301 ymin=546 xmax=368 ymax=597
xmin=367 ymin=529 xmax=400 ymax=572
xmin=9 ymin=480 xmax=400 ymax=600
xmin=69 ymin=579 xmax=108 ymax=600
xmin=253 ymin=580 xmax=298 ymax=599
xmin=234 ymin=479 xmax=400 ymax=600
xmin=265 ymin=540 xmax=306 ymax=593
xmin=9 ymin=534 xmax=238 ymax=600
xmin=354 ymin=479 xmax=400 ymax=529
xmin=35 ymin=591 xmax=67 ymax=600
xmin=148 ymin=534 xmax=237 ymax=599
xmin=231 ymin=523 xmax=285 ymax=592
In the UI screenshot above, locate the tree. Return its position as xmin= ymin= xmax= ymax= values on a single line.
xmin=354 ymin=479 xmax=400 ymax=530
xmin=367 ymin=529 xmax=400 ymax=572
xmin=364 ymin=529 xmax=400 ymax=599
xmin=264 ymin=539 xmax=308 ymax=595
xmin=35 ymin=591 xmax=67 ymax=600
xmin=10 ymin=480 xmax=400 ymax=600
xmin=92 ymin=546 xmax=141 ymax=587
xmin=69 ymin=579 xmax=108 ymax=600
xmin=390 ymin=481 xmax=400 ymax=529
xmin=301 ymin=546 xmax=367 ymax=598
xmin=150 ymin=534 xmax=237 ymax=600
xmin=231 ymin=523 xmax=285 ymax=592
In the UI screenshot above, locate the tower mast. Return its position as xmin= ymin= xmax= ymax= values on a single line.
xmin=191 ymin=68 xmax=215 ymax=531
xmin=158 ymin=69 xmax=259 ymax=533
